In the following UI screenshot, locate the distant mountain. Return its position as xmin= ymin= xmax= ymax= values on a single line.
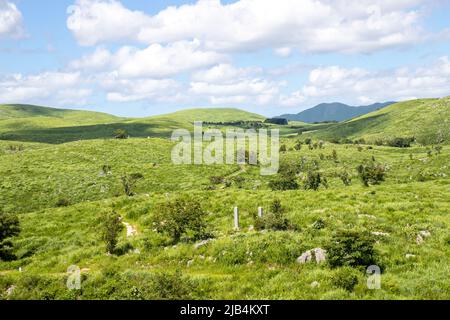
xmin=305 ymin=98 xmax=450 ymax=144
xmin=277 ymin=102 xmax=396 ymax=123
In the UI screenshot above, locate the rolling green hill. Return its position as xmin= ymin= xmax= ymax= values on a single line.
xmin=0 ymin=105 xmax=266 ymax=144
xmin=306 ymin=98 xmax=450 ymax=144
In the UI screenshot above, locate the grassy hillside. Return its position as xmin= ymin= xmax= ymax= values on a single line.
xmin=306 ymin=98 xmax=450 ymax=144
xmin=1 ymin=100 xmax=449 ymax=300
xmin=0 ymin=137 xmax=449 ymax=299
xmin=0 ymin=106 xmax=266 ymax=144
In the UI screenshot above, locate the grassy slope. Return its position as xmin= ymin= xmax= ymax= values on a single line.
xmin=0 ymin=106 xmax=266 ymax=144
xmin=1 ymin=137 xmax=449 ymax=300
xmin=306 ymin=97 xmax=450 ymax=144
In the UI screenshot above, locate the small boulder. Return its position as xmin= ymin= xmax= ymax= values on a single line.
xmin=310 ymin=281 xmax=320 ymax=288
xmin=297 ymin=248 xmax=327 ymax=264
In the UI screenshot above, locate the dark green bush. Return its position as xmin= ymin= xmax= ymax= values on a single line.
xmin=357 ymin=161 xmax=386 ymax=187
xmin=100 ymin=211 xmax=124 ymax=254
xmin=339 ymin=170 xmax=352 ymax=186
xmin=209 ymin=176 xmax=225 ymax=185
xmin=325 ymin=230 xmax=377 ymax=268
xmin=331 ymin=267 xmax=360 ymax=291
xmin=152 ymin=197 xmax=209 ymax=243
xmin=386 ymin=137 xmax=414 ymax=148
xmin=269 ymin=176 xmax=299 ymax=191
xmin=55 ymin=198 xmax=70 ymax=207
xmin=121 ymin=173 xmax=144 ymax=196
xmin=114 ymin=129 xmax=128 ymax=139
xmin=304 ymin=170 xmax=328 ymax=191
xmin=0 ymin=211 xmax=20 ymax=261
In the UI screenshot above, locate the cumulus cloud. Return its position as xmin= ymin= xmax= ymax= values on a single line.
xmin=284 ymin=56 xmax=450 ymax=106
xmin=67 ymin=0 xmax=432 ymax=54
xmin=70 ymin=40 xmax=226 ymax=78
xmin=0 ymin=0 xmax=24 ymax=38
xmin=190 ymin=64 xmax=281 ymax=106
xmin=0 ymin=72 xmax=92 ymax=105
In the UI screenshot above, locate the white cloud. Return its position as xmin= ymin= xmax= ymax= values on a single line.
xmin=190 ymin=64 xmax=281 ymax=106
xmin=0 ymin=72 xmax=92 ymax=105
xmin=70 ymin=40 xmax=226 ymax=78
xmin=67 ymin=0 xmax=150 ymax=46
xmin=291 ymin=56 xmax=450 ymax=105
xmin=0 ymin=0 xmax=24 ymax=38
xmin=67 ymin=0 xmax=432 ymax=54
xmin=191 ymin=63 xmax=262 ymax=83
xmin=274 ymin=47 xmax=292 ymax=58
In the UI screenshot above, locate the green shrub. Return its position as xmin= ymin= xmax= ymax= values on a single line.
xmin=304 ymin=170 xmax=327 ymax=191
xmin=209 ymin=176 xmax=224 ymax=185
xmin=55 ymin=198 xmax=70 ymax=207
xmin=279 ymin=144 xmax=287 ymax=153
xmin=114 ymin=129 xmax=128 ymax=139
xmin=357 ymin=161 xmax=386 ymax=187
xmin=294 ymin=140 xmax=302 ymax=151
xmin=100 ymin=211 xmax=124 ymax=254
xmin=331 ymin=267 xmax=360 ymax=291
xmin=339 ymin=170 xmax=352 ymax=186
xmin=151 ymin=270 xmax=197 ymax=300
xmin=254 ymin=199 xmax=292 ymax=231
xmin=121 ymin=173 xmax=144 ymax=196
xmin=269 ymin=176 xmax=299 ymax=191
xmin=312 ymin=218 xmax=326 ymax=230
xmin=325 ymin=230 xmax=377 ymax=268
xmin=152 ymin=197 xmax=209 ymax=243
xmin=0 ymin=211 xmax=20 ymax=261
xmin=386 ymin=137 xmax=414 ymax=148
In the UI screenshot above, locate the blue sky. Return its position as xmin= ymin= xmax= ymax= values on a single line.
xmin=0 ymin=0 xmax=449 ymax=117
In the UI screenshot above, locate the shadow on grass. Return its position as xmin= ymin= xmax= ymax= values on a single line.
xmin=0 ymin=121 xmax=181 ymax=144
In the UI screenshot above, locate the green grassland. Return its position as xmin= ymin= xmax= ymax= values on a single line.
xmin=0 ymin=102 xmax=449 ymax=300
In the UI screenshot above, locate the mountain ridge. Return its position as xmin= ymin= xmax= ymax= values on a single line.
xmin=277 ymin=102 xmax=396 ymax=123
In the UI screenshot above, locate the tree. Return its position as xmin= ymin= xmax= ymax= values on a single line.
xmin=152 ymin=197 xmax=208 ymax=243
xmin=101 ymin=211 xmax=124 ymax=254
xmin=0 ymin=212 xmax=20 ymax=261
xmin=279 ymin=144 xmax=287 ymax=153
xmin=114 ymin=129 xmax=129 ymax=139
xmin=121 ymin=173 xmax=144 ymax=196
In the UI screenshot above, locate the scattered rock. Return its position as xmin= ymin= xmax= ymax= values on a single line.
xmin=296 ymin=248 xmax=327 ymax=264
xmin=419 ymin=230 xmax=431 ymax=238
xmin=248 ymin=225 xmax=255 ymax=232
xmin=6 ymin=285 xmax=16 ymax=296
xmin=371 ymin=232 xmax=390 ymax=237
xmin=405 ymin=254 xmax=416 ymax=259
xmin=187 ymin=260 xmax=194 ymax=268
xmin=358 ymin=214 xmax=377 ymax=220
xmin=310 ymin=281 xmax=320 ymax=288
xmin=416 ymin=235 xmax=424 ymax=245
xmin=194 ymin=239 xmax=214 ymax=249
xmin=416 ymin=231 xmax=431 ymax=245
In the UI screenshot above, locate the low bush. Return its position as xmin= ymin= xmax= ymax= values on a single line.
xmin=331 ymin=267 xmax=360 ymax=292
xmin=325 ymin=230 xmax=377 ymax=268
xmin=100 ymin=211 xmax=124 ymax=254
xmin=152 ymin=197 xmax=209 ymax=243
xmin=357 ymin=161 xmax=386 ymax=187
xmin=0 ymin=211 xmax=20 ymax=261
xmin=254 ymin=199 xmax=292 ymax=231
